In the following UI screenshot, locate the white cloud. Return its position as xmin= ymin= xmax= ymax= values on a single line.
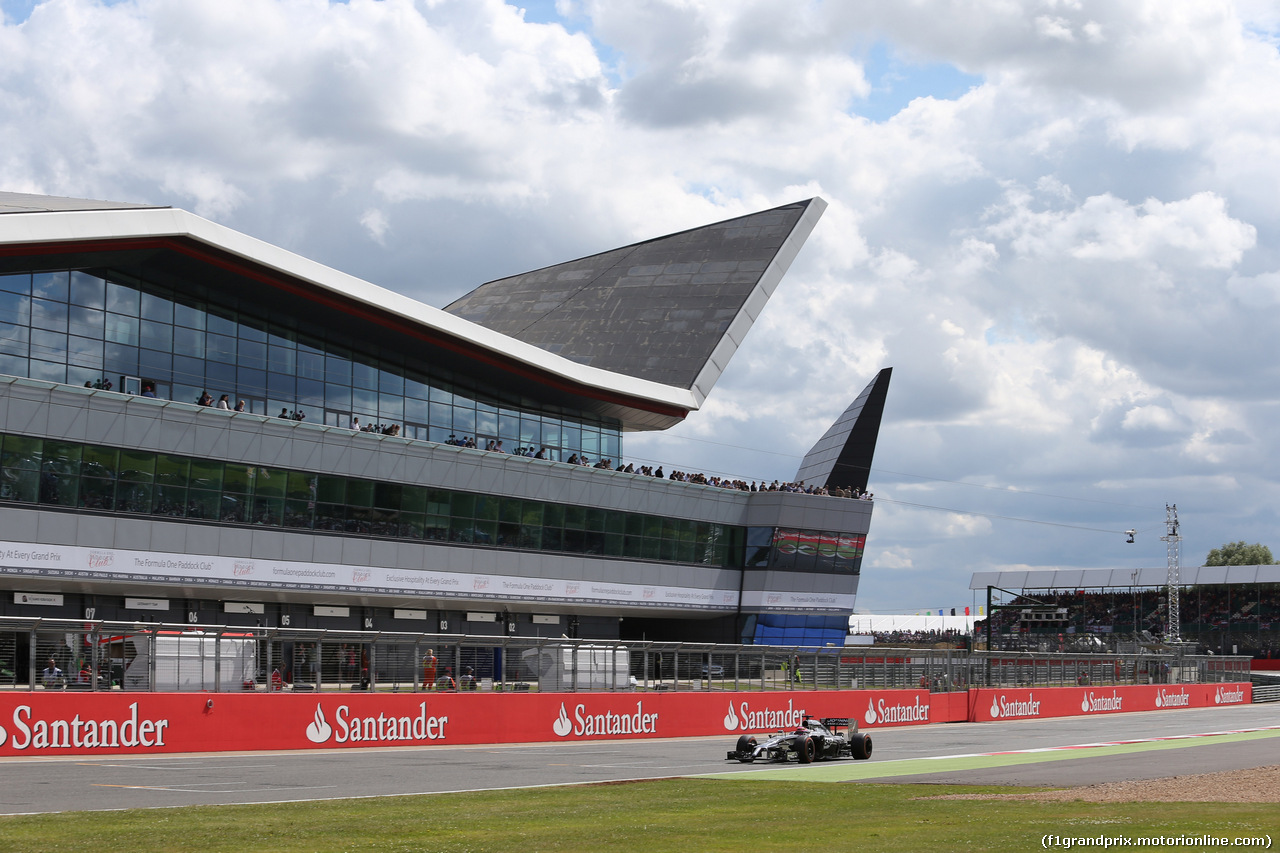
xmin=1035 ymin=16 xmax=1078 ymax=43
xmin=1120 ymin=404 xmax=1186 ymax=432
xmin=2 ymin=0 xmax=1279 ymax=612
xmin=1225 ymin=271 xmax=1280 ymax=307
xmin=870 ymin=549 xmax=914 ymax=570
xmin=985 ymin=189 xmax=1255 ymax=269
xmin=359 ymin=208 xmax=390 ymax=245
xmin=939 ymin=512 xmax=993 ymax=537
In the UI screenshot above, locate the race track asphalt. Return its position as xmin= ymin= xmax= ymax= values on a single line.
xmin=0 ymin=703 xmax=1275 ymax=815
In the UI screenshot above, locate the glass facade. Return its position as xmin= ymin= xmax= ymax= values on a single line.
xmin=745 ymin=527 xmax=863 ymax=574
xmin=0 ymin=433 xmax=741 ymax=568
xmin=0 ymin=270 xmax=621 ymax=462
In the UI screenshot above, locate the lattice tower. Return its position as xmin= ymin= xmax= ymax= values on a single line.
xmin=1161 ymin=503 xmax=1181 ymax=643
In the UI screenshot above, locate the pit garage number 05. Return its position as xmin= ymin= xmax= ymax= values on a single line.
xmin=727 ymin=715 xmax=873 ymax=764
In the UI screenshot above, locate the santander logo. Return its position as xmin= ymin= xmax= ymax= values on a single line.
xmin=863 ymin=696 xmax=929 ymax=725
xmin=1081 ymin=691 xmax=1123 ymax=713
xmin=552 ymin=701 xmax=658 ymax=737
xmin=725 ymin=699 xmax=805 ymax=732
xmin=1215 ymin=686 xmax=1246 ymax=705
xmin=306 ymin=705 xmax=333 ymax=743
xmin=1155 ymin=688 xmax=1190 ymax=708
xmin=302 ymin=702 xmax=448 ymax=744
xmin=990 ymin=693 xmax=1042 ymax=719
xmin=553 ymin=704 xmax=573 ymax=737
xmin=4 ymin=703 xmax=169 ymax=750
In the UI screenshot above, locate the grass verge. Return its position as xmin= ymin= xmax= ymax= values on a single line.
xmin=3 ymin=779 xmax=1277 ymax=853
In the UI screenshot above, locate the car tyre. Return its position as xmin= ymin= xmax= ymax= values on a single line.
xmin=797 ymin=735 xmax=815 ymax=764
xmin=851 ymin=734 xmax=873 ymax=760
xmin=735 ymin=734 xmax=757 ymax=763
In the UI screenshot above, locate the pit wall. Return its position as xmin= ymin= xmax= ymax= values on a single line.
xmin=0 ymin=683 xmax=1253 ymax=757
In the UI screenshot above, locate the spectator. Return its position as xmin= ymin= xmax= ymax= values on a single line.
xmin=41 ymin=658 xmax=63 ymax=688
xmin=423 ymin=649 xmax=437 ymax=688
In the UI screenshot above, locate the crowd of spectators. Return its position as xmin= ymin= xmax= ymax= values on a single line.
xmin=870 ymin=628 xmax=970 ymax=648
xmin=433 ymin=435 xmax=873 ymax=500
xmin=97 ymin=382 xmax=873 ymax=504
xmin=981 ymin=587 xmax=1280 ymax=656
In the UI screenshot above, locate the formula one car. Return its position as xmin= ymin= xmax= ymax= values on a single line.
xmin=726 ymin=715 xmax=873 ymax=764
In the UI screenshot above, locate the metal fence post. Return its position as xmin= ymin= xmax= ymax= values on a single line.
xmin=89 ymin=624 xmax=99 ymax=691
xmin=147 ymin=627 xmax=158 ymax=692
xmin=214 ymin=628 xmax=223 ymax=693
xmin=412 ymin=641 xmax=421 ymax=692
xmin=27 ymin=626 xmax=36 ymax=689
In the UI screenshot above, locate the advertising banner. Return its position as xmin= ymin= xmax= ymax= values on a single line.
xmin=0 ymin=683 xmax=1251 ymax=757
xmin=0 ymin=540 xmax=738 ymax=612
xmin=971 ymin=682 xmax=1252 ymax=722
xmin=0 ymin=688 xmax=934 ymax=758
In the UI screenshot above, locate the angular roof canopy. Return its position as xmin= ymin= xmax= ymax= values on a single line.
xmin=0 ymin=191 xmax=824 ymax=431
xmin=444 ymin=199 xmax=825 ymax=398
xmin=794 ymin=367 xmax=892 ymax=492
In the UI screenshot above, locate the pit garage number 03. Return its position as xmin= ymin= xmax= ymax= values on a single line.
xmin=727 ymin=715 xmax=873 ymax=764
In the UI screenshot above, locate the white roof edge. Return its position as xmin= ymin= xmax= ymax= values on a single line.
xmin=967 ymin=566 xmax=1254 ymax=590
xmin=688 ymin=197 xmax=826 ymax=406
xmin=0 ymin=206 xmax=698 ymax=414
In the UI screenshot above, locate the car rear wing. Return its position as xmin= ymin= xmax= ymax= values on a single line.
xmin=820 ymin=717 xmax=858 ymax=732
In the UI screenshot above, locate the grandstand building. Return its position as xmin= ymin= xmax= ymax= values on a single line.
xmin=0 ymin=191 xmax=890 ymax=646
xmin=971 ymin=567 xmax=1280 ymax=659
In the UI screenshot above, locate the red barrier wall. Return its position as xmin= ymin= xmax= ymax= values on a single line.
xmin=928 ymin=690 xmax=970 ymax=723
xmin=0 ymin=689 xmax=933 ymax=757
xmin=970 ymin=682 xmax=1252 ymax=722
xmin=0 ymin=682 xmax=1252 ymax=757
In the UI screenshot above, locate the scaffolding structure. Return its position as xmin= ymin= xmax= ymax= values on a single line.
xmin=1162 ymin=503 xmax=1182 ymax=643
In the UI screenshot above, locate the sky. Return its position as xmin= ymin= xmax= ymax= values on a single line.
xmin=3 ymin=0 xmax=1279 ymax=613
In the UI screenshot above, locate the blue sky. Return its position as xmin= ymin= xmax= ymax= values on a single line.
xmin=2 ymin=0 xmax=1278 ymax=613
xmin=857 ymin=41 xmax=983 ymax=121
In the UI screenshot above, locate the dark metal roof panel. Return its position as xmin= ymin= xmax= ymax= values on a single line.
xmin=443 ymin=199 xmax=823 ymax=391
xmin=794 ymin=367 xmax=893 ymax=492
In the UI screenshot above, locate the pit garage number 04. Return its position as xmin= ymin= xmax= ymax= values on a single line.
xmin=727 ymin=715 xmax=873 ymax=764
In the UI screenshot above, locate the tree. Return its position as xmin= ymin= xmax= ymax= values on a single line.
xmin=1205 ymin=541 xmax=1275 ymax=566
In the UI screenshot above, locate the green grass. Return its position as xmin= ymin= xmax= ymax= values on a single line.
xmin=3 ymin=780 xmax=1278 ymax=853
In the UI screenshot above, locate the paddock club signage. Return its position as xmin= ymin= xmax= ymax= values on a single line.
xmin=0 ymin=540 xmax=738 ymax=612
xmin=0 ymin=684 xmax=1252 ymax=757
xmin=971 ymin=682 xmax=1253 ymax=722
